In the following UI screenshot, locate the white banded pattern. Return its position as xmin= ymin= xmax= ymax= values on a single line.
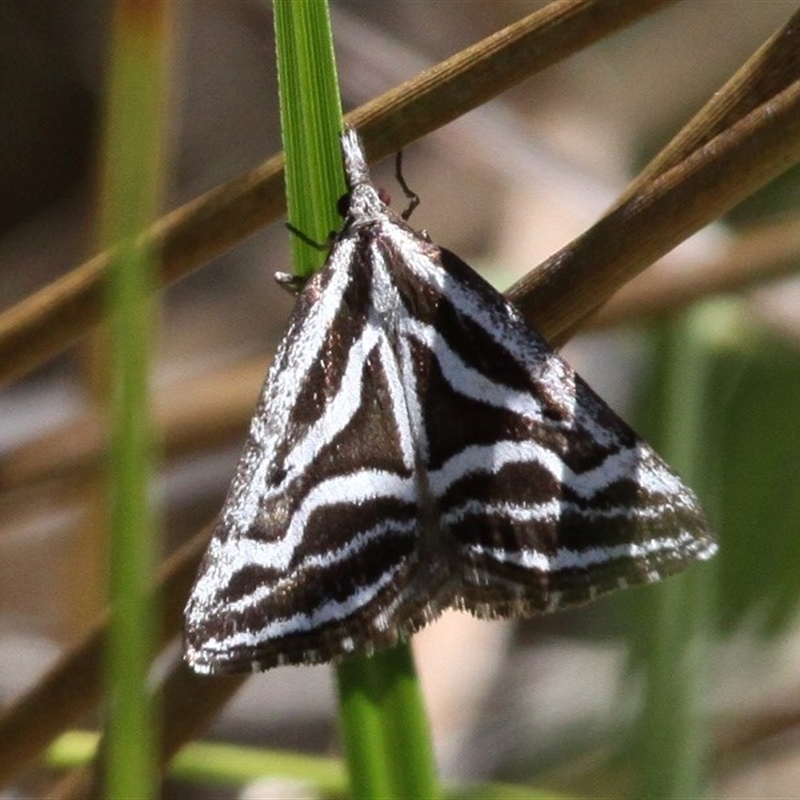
xmin=184 ymin=127 xmax=716 ymax=673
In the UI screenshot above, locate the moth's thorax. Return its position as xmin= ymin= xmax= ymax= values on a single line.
xmin=346 ymin=183 xmax=389 ymax=229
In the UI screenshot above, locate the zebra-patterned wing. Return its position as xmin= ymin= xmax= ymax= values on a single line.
xmin=184 ymin=236 xmax=456 ymax=673
xmin=386 ymin=240 xmax=715 ymax=618
xmin=184 ymin=126 xmax=715 ymax=674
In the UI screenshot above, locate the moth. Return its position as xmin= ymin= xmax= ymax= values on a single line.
xmin=184 ymin=126 xmax=715 ymax=673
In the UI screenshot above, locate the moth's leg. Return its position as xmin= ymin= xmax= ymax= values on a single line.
xmin=274 ymin=271 xmax=308 ymax=295
xmin=395 ymin=150 xmax=420 ymax=221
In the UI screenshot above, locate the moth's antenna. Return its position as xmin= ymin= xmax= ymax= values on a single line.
xmin=395 ymin=150 xmax=420 ymax=221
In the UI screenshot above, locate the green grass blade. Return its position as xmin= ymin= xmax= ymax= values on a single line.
xmin=335 ymin=657 xmax=394 ymax=799
xmin=49 ymin=730 xmax=570 ymax=799
xmin=274 ymin=0 xmax=343 ymax=278
xmin=628 ymin=307 xmax=719 ymax=798
xmin=337 ymin=647 xmax=441 ymax=800
xmin=375 ymin=645 xmax=441 ymax=798
xmin=273 ymin=3 xmax=440 ymax=797
xmin=100 ymin=2 xmax=169 ymax=797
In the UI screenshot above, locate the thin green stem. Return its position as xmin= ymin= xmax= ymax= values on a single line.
xmin=101 ymin=2 xmax=169 ymax=797
xmin=274 ymin=0 xmax=343 ymax=278
xmin=49 ymin=729 xmax=567 ymax=799
xmin=337 ymin=647 xmax=441 ymax=799
xmin=631 ymin=308 xmax=718 ymax=799
xmin=273 ymin=3 xmax=440 ymax=797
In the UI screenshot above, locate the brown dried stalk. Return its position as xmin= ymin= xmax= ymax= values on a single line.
xmin=0 ymin=0 xmax=674 ymax=389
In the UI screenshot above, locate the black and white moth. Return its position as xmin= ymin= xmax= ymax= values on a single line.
xmin=184 ymin=127 xmax=716 ymax=673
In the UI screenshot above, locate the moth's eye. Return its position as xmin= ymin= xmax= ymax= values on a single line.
xmin=336 ymin=192 xmax=351 ymax=217
xmin=378 ymin=187 xmax=391 ymax=206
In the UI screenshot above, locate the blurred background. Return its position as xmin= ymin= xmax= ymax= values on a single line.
xmin=2 ymin=1 xmax=800 ymax=797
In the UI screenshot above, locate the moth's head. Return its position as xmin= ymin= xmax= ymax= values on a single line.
xmin=340 ymin=125 xmax=371 ymax=187
xmin=339 ymin=126 xmax=392 ymax=225
xmin=338 ymin=125 xmax=417 ymax=227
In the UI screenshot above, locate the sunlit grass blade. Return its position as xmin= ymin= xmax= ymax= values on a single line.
xmin=274 ymin=0 xmax=343 ymax=279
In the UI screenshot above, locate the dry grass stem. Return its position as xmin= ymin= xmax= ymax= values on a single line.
xmin=0 ymin=0 xmax=673 ymax=389
xmin=593 ymin=215 xmax=800 ymax=328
